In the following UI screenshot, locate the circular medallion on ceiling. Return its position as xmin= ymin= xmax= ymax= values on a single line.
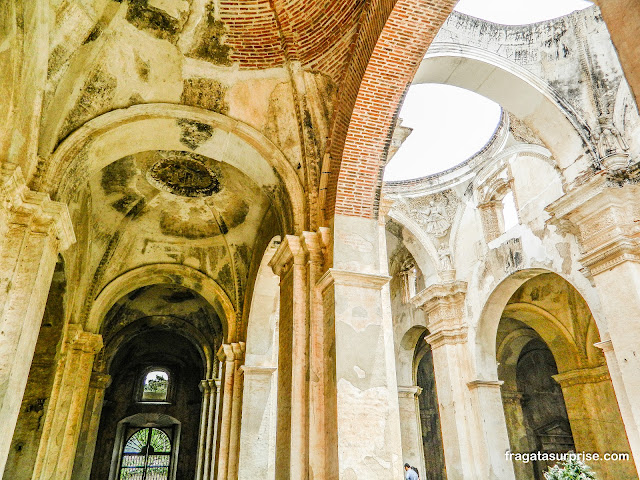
xmin=146 ymin=152 xmax=220 ymax=197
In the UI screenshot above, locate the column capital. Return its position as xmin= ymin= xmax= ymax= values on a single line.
xmin=425 ymin=324 xmax=468 ymax=349
xmin=552 ymin=365 xmax=610 ymax=388
xmin=594 ymin=339 xmax=614 ymax=353
xmin=269 ymin=235 xmax=306 ymax=276
xmin=64 ymin=324 xmax=103 ymax=354
xmin=240 ymin=365 xmax=277 ymax=376
xmin=397 ymin=385 xmax=423 ymax=398
xmin=199 ymin=378 xmax=217 ymax=393
xmin=0 ymin=163 xmax=75 ymax=251
xmin=547 ymin=175 xmax=640 ymax=276
xmin=467 ymin=379 xmax=503 ymax=390
xmin=411 ymin=281 xmax=467 ymax=331
xmin=90 ymin=371 xmax=112 ymax=390
xmin=501 ymin=389 xmax=524 ymax=404
xmin=217 ymin=342 xmax=246 ymax=362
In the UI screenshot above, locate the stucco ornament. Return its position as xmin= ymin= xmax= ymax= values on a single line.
xmin=594 ymin=115 xmax=630 ymax=170
xmin=405 ymin=191 xmax=458 ymax=237
xmin=146 ymin=151 xmax=220 ymax=197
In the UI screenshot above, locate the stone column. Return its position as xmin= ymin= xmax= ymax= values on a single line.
xmin=269 ymin=235 xmax=309 ymax=480
xmin=548 ymin=176 xmax=640 ymax=473
xmin=554 ymin=366 xmax=636 ymax=480
xmin=227 ymin=343 xmax=245 ymax=480
xmin=215 ymin=342 xmax=244 ymax=480
xmin=397 ymin=385 xmax=425 ymax=475
xmin=31 ymin=324 xmax=103 ymax=480
xmin=237 ymin=366 xmax=277 ymax=480
xmin=0 ymin=164 xmax=74 ymax=474
xmin=413 ymin=281 xmax=515 ymax=480
xmin=70 ymin=371 xmax=111 ymax=480
xmin=500 ymin=389 xmax=535 ymax=480
xmin=467 ymin=380 xmax=515 ymax=480
xmin=195 ymin=378 xmax=217 ymax=480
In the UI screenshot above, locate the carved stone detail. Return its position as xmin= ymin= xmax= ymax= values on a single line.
xmin=146 ymin=151 xmax=220 ymax=197
xmin=403 ymin=190 xmax=459 ymax=238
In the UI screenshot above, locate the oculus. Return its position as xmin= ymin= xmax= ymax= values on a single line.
xmin=147 ymin=153 xmax=220 ymax=197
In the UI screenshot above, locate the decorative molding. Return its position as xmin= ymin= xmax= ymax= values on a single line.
xmin=411 ymin=281 xmax=468 ymax=326
xmin=146 ymin=151 xmax=220 ymax=197
xmin=0 ymin=163 xmax=75 ymax=250
xmin=269 ymin=234 xmax=305 ymax=277
xmin=64 ymin=324 xmax=103 ymax=354
xmin=217 ymin=342 xmax=246 ymax=363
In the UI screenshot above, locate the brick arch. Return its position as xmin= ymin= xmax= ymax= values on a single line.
xmin=323 ymin=0 xmax=457 ymax=222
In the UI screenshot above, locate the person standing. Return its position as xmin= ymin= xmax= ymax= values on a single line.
xmin=404 ymin=463 xmax=419 ymax=480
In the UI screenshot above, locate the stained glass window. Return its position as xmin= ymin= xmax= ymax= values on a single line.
xmin=141 ymin=370 xmax=169 ymax=402
xmin=120 ymin=427 xmax=172 ymax=480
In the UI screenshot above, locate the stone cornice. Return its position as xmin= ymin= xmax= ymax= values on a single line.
xmin=411 ymin=281 xmax=467 ymax=312
xmin=594 ymin=339 xmax=613 ymax=353
xmin=552 ymin=365 xmax=610 ymax=388
xmin=411 ymin=281 xmax=468 ymax=330
xmin=547 ymin=175 xmax=640 ymax=276
xmin=316 ymin=268 xmax=391 ymax=291
xmin=90 ymin=371 xmax=112 ymax=390
xmin=1 ymin=163 xmax=75 ymax=250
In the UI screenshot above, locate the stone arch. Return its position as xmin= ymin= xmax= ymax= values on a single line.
xmin=325 ymin=0 xmax=457 ymax=221
xmin=38 ymin=103 xmax=306 ymax=234
xmin=102 ymin=316 xmax=215 ymax=379
xmin=87 ymin=263 xmax=236 ymax=342
xmin=415 ymin=44 xmax=595 ymax=170
xmin=328 ymin=2 xmax=596 ymax=221
xmin=474 ymin=268 xmax=601 ymax=380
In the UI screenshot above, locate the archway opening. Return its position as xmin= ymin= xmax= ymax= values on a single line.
xmin=88 ymin=284 xmax=222 ymax=480
xmin=494 ymin=273 xmax=636 ymax=480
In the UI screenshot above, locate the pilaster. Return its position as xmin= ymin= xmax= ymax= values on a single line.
xmin=238 ymin=366 xmax=277 ymax=480
xmin=0 ymin=164 xmax=75 ymax=474
xmin=269 ymin=235 xmax=309 ymax=480
xmin=317 ymin=266 xmax=403 ymax=479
